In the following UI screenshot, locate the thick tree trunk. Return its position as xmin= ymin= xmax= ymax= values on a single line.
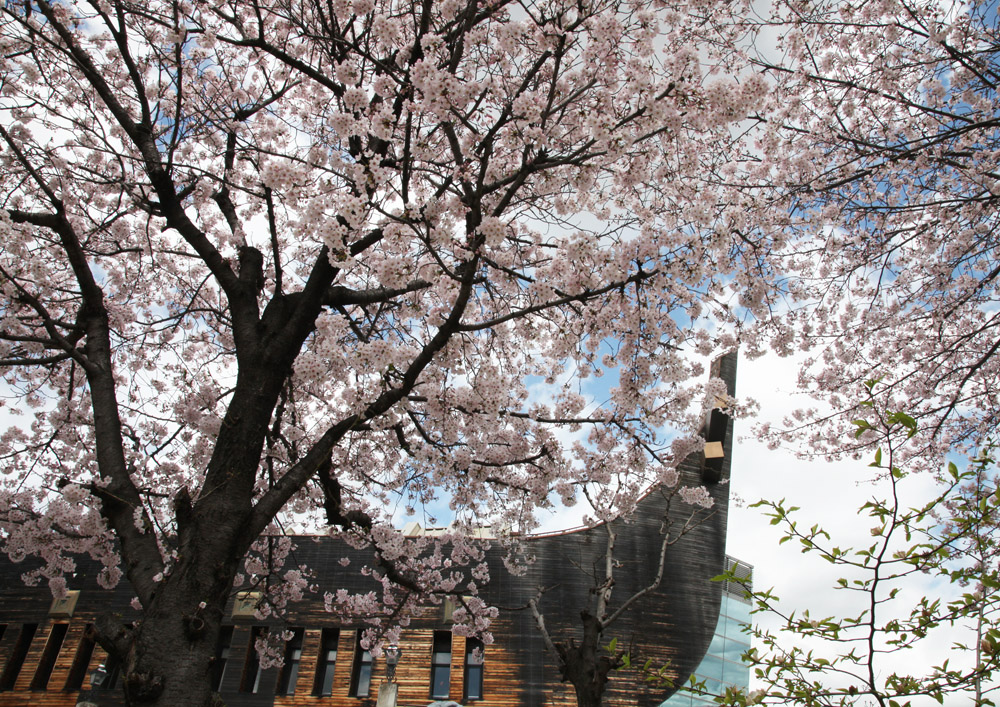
xmin=94 ymin=490 xmax=253 ymax=707
xmin=558 ymin=612 xmax=615 ymax=707
xmin=126 ymin=620 xmax=220 ymax=707
xmin=569 ymin=675 xmax=607 ymax=707
xmin=96 ymin=568 xmax=235 ymax=707
xmin=90 ymin=317 xmax=304 ymax=706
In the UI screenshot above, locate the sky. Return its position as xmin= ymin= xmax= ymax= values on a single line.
xmin=725 ymin=352 xmax=988 ymax=704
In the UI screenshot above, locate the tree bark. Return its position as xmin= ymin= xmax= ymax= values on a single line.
xmin=96 ymin=574 xmax=233 ymax=707
xmin=557 ymin=611 xmax=616 ymax=707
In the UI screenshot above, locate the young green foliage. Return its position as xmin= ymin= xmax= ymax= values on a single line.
xmin=720 ymin=392 xmax=1000 ymax=706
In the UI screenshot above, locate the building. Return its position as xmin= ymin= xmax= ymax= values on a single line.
xmin=661 ymin=557 xmax=753 ymax=707
xmin=0 ymin=354 xmax=741 ymax=707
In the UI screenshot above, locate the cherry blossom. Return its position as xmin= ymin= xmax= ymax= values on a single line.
xmin=0 ymin=0 xmax=770 ymax=703
xmin=747 ymin=0 xmax=1000 ymax=470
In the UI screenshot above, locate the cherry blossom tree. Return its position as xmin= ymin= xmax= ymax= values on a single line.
xmin=0 ymin=0 xmax=771 ymax=704
xmin=749 ymin=0 xmax=1000 ymax=465
xmin=719 ymin=2 xmax=1000 ymax=701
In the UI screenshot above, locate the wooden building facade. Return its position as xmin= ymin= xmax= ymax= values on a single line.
xmin=0 ymin=355 xmax=738 ymax=707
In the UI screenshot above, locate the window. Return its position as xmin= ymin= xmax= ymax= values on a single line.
xmin=31 ymin=623 xmax=68 ymax=690
xmin=430 ymin=630 xmax=452 ymax=699
xmin=0 ymin=623 xmax=38 ymax=691
xmin=463 ymin=637 xmax=484 ymax=701
xmin=240 ymin=626 xmax=265 ymax=694
xmin=64 ymin=626 xmax=96 ymax=691
xmin=276 ymin=628 xmax=304 ymax=695
xmin=97 ymin=652 xmax=123 ymax=690
xmin=210 ymin=626 xmax=234 ymax=692
xmin=312 ymin=629 xmax=339 ymax=696
xmin=348 ymin=633 xmax=373 ymax=698
xmin=48 ymin=590 xmax=80 ymax=618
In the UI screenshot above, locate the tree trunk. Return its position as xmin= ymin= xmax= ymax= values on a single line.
xmin=558 ymin=612 xmax=615 ymax=707
xmin=91 ymin=332 xmax=298 ymax=705
xmin=95 ymin=533 xmax=246 ymax=707
xmin=126 ymin=620 xmax=220 ymax=707
xmin=569 ymin=675 xmax=607 ymax=707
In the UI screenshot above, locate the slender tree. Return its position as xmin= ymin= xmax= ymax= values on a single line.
xmin=0 ymin=0 xmax=770 ymax=704
xmin=725 ymin=387 xmax=1000 ymax=706
xmin=529 ymin=483 xmax=717 ymax=707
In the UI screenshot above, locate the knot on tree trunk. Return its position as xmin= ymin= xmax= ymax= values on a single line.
xmin=94 ymin=614 xmax=134 ymax=656
xmin=124 ymin=669 xmax=164 ymax=701
xmin=183 ymin=613 xmax=207 ymax=640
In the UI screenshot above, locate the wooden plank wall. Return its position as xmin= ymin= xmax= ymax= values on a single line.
xmin=0 ymin=620 xmax=527 ymax=707
xmin=0 ymin=619 xmax=101 ymax=707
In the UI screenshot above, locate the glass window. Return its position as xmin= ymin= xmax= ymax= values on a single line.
xmin=698 ymin=654 xmax=725 ymax=684
xmin=277 ymin=628 xmax=304 ymax=695
xmin=727 ymin=600 xmax=753 ymax=624
xmin=708 ymin=631 xmax=726 ymax=656
xmin=313 ymin=629 xmax=339 ymax=696
xmin=430 ymin=630 xmax=452 ymax=699
xmin=349 ymin=633 xmax=373 ymax=698
xmin=241 ymin=626 xmax=265 ymax=693
xmin=98 ymin=652 xmax=123 ymax=690
xmin=31 ymin=623 xmax=68 ymax=690
xmin=210 ymin=626 xmax=234 ymax=692
xmin=728 ymin=662 xmax=750 ymax=689
xmin=463 ymin=637 xmax=484 ymax=701
xmin=64 ymin=625 xmax=96 ymax=691
xmin=723 ymin=638 xmax=747 ymax=663
xmin=0 ymin=623 xmax=38 ymax=691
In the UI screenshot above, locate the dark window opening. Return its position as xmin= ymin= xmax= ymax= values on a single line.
xmin=430 ymin=630 xmax=452 ymax=699
xmin=210 ymin=626 xmax=234 ymax=692
xmin=31 ymin=623 xmax=68 ymax=690
xmin=313 ymin=628 xmax=339 ymax=696
xmin=93 ymin=622 xmax=131 ymax=691
xmin=463 ymin=638 xmax=484 ymax=701
xmin=0 ymin=623 xmax=38 ymax=691
xmin=64 ymin=626 xmax=96 ymax=691
xmin=277 ymin=628 xmax=304 ymax=695
xmin=96 ymin=652 xmax=122 ymax=690
xmin=348 ymin=633 xmax=373 ymax=698
xmin=240 ymin=627 xmax=265 ymax=694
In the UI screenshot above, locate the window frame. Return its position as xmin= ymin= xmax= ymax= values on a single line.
xmin=463 ymin=637 xmax=485 ymax=702
xmin=430 ymin=630 xmax=452 ymax=700
xmin=240 ymin=626 xmax=265 ymax=694
xmin=0 ymin=623 xmax=38 ymax=691
xmin=312 ymin=628 xmax=340 ymax=697
xmin=30 ymin=622 xmax=69 ymax=691
xmin=276 ymin=627 xmax=304 ymax=695
xmin=348 ymin=632 xmax=373 ymax=698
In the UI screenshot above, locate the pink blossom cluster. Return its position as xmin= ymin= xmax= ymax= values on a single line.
xmin=744 ymin=0 xmax=1000 ymax=473
xmin=0 ymin=0 xmax=768 ymax=665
